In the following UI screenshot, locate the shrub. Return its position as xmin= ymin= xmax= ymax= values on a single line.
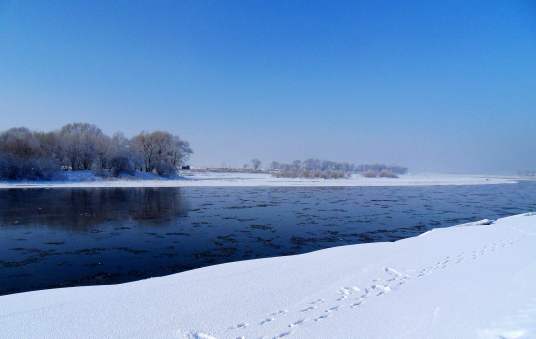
xmin=109 ymin=156 xmax=136 ymax=177
xmin=0 ymin=155 xmax=59 ymax=181
xmin=361 ymin=170 xmax=378 ymax=178
xmin=379 ymin=170 xmax=398 ymax=178
xmin=360 ymin=169 xmax=399 ymax=178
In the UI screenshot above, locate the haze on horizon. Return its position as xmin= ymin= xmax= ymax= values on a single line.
xmin=1 ymin=1 xmax=535 ymax=174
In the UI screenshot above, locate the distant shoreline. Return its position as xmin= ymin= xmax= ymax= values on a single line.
xmin=0 ymin=172 xmax=522 ymax=189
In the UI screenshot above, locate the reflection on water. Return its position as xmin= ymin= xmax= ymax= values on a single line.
xmin=1 ymin=182 xmax=535 ymax=295
xmin=0 ymin=188 xmax=189 ymax=229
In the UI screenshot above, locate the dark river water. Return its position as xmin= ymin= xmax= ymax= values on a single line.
xmin=1 ymin=182 xmax=535 ymax=295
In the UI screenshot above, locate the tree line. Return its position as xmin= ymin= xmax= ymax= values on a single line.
xmin=0 ymin=123 xmax=192 ymax=180
xmin=269 ymin=159 xmax=407 ymax=179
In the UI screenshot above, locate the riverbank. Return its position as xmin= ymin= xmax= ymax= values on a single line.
xmin=0 ymin=172 xmax=522 ymax=189
xmin=1 ymin=213 xmax=535 ymax=338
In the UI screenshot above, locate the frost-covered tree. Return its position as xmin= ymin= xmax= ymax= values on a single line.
xmin=0 ymin=127 xmax=60 ymax=180
xmin=0 ymin=127 xmax=41 ymax=158
xmin=131 ymin=131 xmax=192 ymax=176
xmin=99 ymin=132 xmax=133 ymax=176
xmin=0 ymin=123 xmax=193 ymax=180
xmin=251 ymin=158 xmax=262 ymax=171
xmin=58 ymin=123 xmax=107 ymax=170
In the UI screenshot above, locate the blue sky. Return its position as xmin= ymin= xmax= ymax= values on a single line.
xmin=1 ymin=0 xmax=535 ymax=172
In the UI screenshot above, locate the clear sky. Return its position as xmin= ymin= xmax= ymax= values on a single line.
xmin=1 ymin=0 xmax=535 ymax=173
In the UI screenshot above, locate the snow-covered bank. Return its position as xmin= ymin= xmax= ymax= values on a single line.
xmin=0 ymin=172 xmax=521 ymax=188
xmin=2 ymin=213 xmax=536 ymax=339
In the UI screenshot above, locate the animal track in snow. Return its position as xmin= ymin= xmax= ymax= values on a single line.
xmin=325 ymin=306 xmax=340 ymax=313
xmin=229 ymin=322 xmax=249 ymax=330
xmin=300 ymin=306 xmax=316 ymax=312
xmin=351 ymin=300 xmax=365 ymax=308
xmin=288 ymin=319 xmax=306 ymax=328
xmin=269 ymin=310 xmax=288 ymax=317
xmin=338 ymin=286 xmax=360 ymax=296
xmin=313 ymin=314 xmax=330 ymax=322
xmin=217 ymin=236 xmax=517 ymax=339
xmin=274 ymin=330 xmax=292 ymax=338
xmin=395 ymin=278 xmax=408 ymax=287
xmin=309 ymin=299 xmax=324 ymax=305
xmin=371 ymin=284 xmax=391 ymax=296
xmin=186 ymin=332 xmax=217 ymax=339
xmin=260 ymin=318 xmax=275 ymax=325
xmin=385 ymin=267 xmax=403 ymax=277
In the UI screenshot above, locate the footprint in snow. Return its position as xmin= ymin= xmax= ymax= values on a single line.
xmin=325 ymin=306 xmax=340 ymax=313
xmin=260 ymin=318 xmax=275 ymax=325
xmin=269 ymin=310 xmax=288 ymax=317
xmin=186 ymin=332 xmax=217 ymax=339
xmin=308 ymin=299 xmax=324 ymax=306
xmin=396 ymin=279 xmax=407 ymax=286
xmin=300 ymin=306 xmax=316 ymax=312
xmin=229 ymin=322 xmax=248 ymax=330
xmin=372 ymin=284 xmax=391 ymax=292
xmin=384 ymin=267 xmax=404 ymax=278
xmin=313 ymin=314 xmax=330 ymax=322
xmin=339 ymin=286 xmax=360 ymax=295
xmin=288 ymin=319 xmax=306 ymax=328
xmin=351 ymin=300 xmax=364 ymax=308
xmin=274 ymin=330 xmax=292 ymax=338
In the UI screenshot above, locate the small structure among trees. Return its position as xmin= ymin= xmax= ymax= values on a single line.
xmin=0 ymin=123 xmax=192 ymax=180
